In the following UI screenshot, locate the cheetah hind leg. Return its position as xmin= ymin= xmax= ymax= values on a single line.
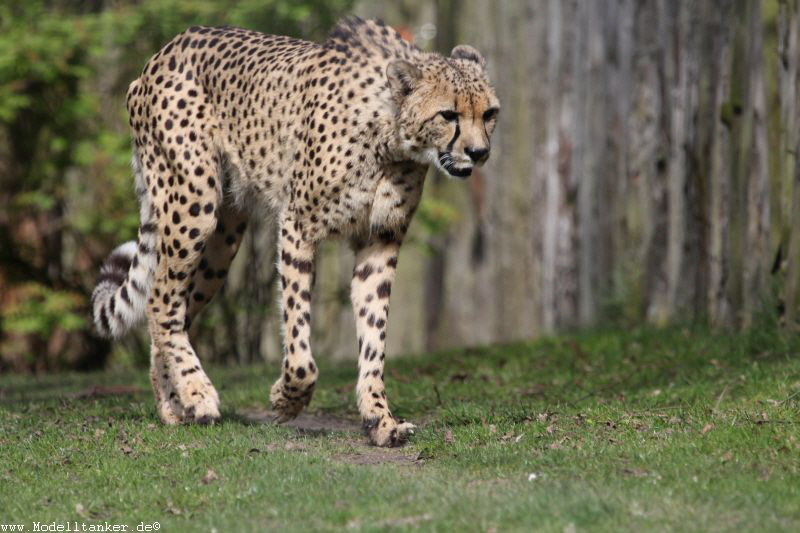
xmin=164 ymin=205 xmax=247 ymax=423
xmin=151 ymin=200 xmax=247 ymax=425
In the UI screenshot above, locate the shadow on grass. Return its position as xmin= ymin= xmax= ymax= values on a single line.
xmin=227 ymin=407 xmax=361 ymax=434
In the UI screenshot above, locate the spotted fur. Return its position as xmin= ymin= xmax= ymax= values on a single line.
xmin=91 ymin=17 xmax=499 ymax=445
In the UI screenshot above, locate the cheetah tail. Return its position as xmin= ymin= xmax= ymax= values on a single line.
xmin=91 ymin=222 xmax=158 ymax=339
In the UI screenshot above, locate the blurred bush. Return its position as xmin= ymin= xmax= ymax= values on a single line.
xmin=0 ymin=0 xmax=352 ymax=372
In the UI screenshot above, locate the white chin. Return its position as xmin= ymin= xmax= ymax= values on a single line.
xmin=417 ymin=149 xmax=473 ymax=178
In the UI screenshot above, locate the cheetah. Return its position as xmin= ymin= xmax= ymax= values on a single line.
xmin=92 ymin=17 xmax=499 ymax=447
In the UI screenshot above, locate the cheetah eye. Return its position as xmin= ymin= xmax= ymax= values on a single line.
xmin=438 ymin=110 xmax=459 ymax=121
xmin=482 ymin=107 xmax=499 ymax=122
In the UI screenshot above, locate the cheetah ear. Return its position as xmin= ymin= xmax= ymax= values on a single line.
xmin=451 ymin=44 xmax=486 ymax=68
xmin=387 ymin=60 xmax=421 ymax=98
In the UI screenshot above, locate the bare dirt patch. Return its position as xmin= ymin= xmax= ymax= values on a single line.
xmin=239 ymin=408 xmax=362 ymax=434
xmin=240 ymin=408 xmax=424 ymax=466
xmin=332 ymin=446 xmax=422 ymax=466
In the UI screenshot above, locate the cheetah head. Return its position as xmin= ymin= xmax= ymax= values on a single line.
xmin=388 ymin=45 xmax=499 ymax=178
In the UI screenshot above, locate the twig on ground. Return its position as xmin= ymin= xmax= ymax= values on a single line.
xmin=713 ymin=383 xmax=730 ymax=413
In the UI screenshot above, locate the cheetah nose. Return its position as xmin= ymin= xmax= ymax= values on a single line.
xmin=465 ymin=147 xmax=489 ymax=163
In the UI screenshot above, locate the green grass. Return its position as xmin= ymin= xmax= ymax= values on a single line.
xmin=1 ymin=326 xmax=799 ymax=532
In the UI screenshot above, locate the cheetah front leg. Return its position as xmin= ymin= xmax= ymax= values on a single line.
xmin=270 ymin=214 xmax=319 ymax=421
xmin=351 ymin=238 xmax=415 ymax=446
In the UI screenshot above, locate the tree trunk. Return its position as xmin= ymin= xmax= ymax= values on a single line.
xmin=742 ymin=0 xmax=771 ymax=327
xmin=779 ymin=0 xmax=799 ymax=328
xmin=708 ymin=0 xmax=734 ymax=328
xmin=662 ymin=0 xmax=690 ymax=324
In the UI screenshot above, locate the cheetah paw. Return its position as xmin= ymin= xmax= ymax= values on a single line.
xmin=177 ymin=382 xmax=220 ymax=425
xmin=155 ymin=397 xmax=183 ymax=425
xmin=366 ymin=417 xmax=416 ymax=447
xmin=270 ymin=378 xmax=312 ymax=422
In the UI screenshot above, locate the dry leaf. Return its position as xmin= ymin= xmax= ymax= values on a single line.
xmin=721 ymin=451 xmax=733 ymax=462
xmin=701 ymin=423 xmax=714 ymax=434
xmin=201 ymin=469 xmax=219 ymax=484
xmin=488 ymin=424 xmax=497 ymax=434
xmin=120 ymin=445 xmax=133 ymax=455
xmin=444 ymin=430 xmax=454 ymax=443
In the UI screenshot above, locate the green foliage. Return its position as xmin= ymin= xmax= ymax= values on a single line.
xmin=416 ymin=194 xmax=461 ymax=236
xmin=411 ymin=190 xmax=462 ymax=254
xmin=0 ymin=3 xmax=91 ymax=122
xmin=1 ymin=282 xmax=86 ymax=335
